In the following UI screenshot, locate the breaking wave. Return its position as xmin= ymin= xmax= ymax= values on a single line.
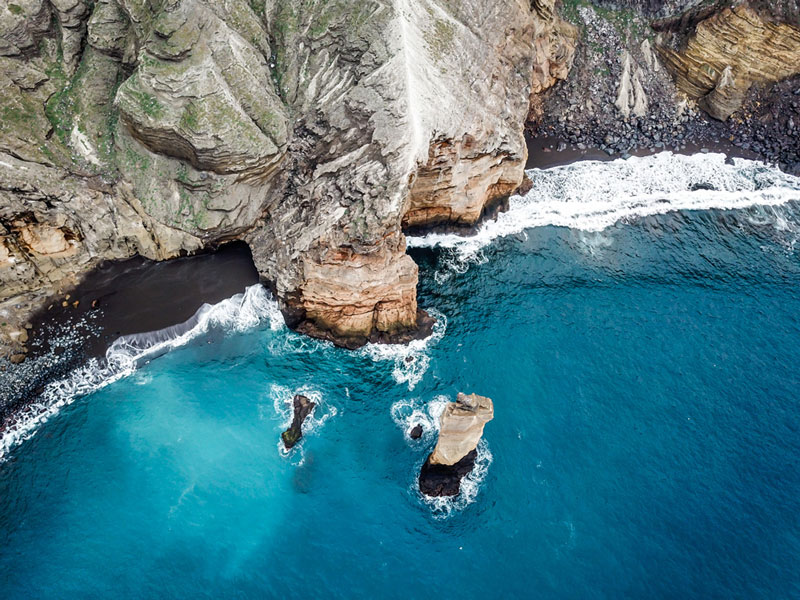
xmin=407 ymin=152 xmax=800 ymax=262
xmin=0 ymin=285 xmax=282 ymax=461
xmin=359 ymin=308 xmax=446 ymax=390
xmin=391 ymin=395 xmax=492 ymax=518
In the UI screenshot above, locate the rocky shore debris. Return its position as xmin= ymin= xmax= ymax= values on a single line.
xmin=281 ymin=394 xmax=316 ymax=450
xmin=409 ymin=424 xmax=424 ymax=440
xmin=535 ymin=1 xmax=800 ymax=174
xmin=419 ymin=393 xmax=494 ymax=497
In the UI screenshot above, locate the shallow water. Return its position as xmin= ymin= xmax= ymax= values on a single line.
xmin=2 ymin=153 xmax=800 ymax=598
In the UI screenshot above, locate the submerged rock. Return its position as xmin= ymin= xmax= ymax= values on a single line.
xmin=281 ymin=394 xmax=316 ymax=450
xmin=419 ymin=393 xmax=494 ymax=497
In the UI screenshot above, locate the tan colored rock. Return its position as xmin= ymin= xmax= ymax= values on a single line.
xmin=698 ymin=65 xmax=747 ymax=121
xmin=401 ymin=0 xmax=576 ymax=232
xmin=657 ymin=4 xmax=800 ymax=120
xmin=292 ymin=234 xmax=429 ymax=347
xmin=403 ymin=136 xmax=523 ymax=229
xmin=17 ymin=223 xmax=77 ymax=257
xmin=0 ymin=238 xmax=11 ymax=268
xmin=430 ymin=393 xmax=495 ymax=466
xmin=530 ymin=1 xmax=579 ymax=96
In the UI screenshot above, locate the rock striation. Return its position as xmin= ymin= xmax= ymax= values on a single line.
xmin=403 ymin=0 xmax=577 ymax=231
xmin=657 ymin=4 xmax=800 ymax=120
xmin=0 ymin=0 xmax=572 ymax=359
xmin=419 ymin=392 xmax=494 ymax=497
xmin=281 ymin=394 xmax=316 ymax=450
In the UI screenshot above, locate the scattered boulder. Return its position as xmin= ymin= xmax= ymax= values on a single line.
xmin=418 ymin=392 xmax=494 ymax=497
xmin=281 ymin=394 xmax=316 ymax=450
xmin=699 ymin=65 xmax=746 ymax=121
xmin=409 ymin=424 xmax=423 ymax=440
xmin=515 ymin=174 xmax=534 ymax=196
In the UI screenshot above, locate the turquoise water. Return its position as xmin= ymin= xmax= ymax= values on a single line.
xmin=2 ymin=153 xmax=800 ymax=598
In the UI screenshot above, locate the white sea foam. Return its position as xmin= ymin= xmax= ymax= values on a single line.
xmin=391 ymin=395 xmax=492 ymax=518
xmin=407 ymin=152 xmax=800 ymax=263
xmin=269 ymin=384 xmax=337 ymax=462
xmin=359 ymin=308 xmax=446 ymax=390
xmin=420 ymin=439 xmax=493 ymax=519
xmin=0 ymin=285 xmax=281 ymax=461
xmin=390 ymin=394 xmax=449 ymax=443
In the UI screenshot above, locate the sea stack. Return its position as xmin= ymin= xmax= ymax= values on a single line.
xmin=281 ymin=395 xmax=316 ymax=450
xmin=419 ymin=393 xmax=494 ymax=497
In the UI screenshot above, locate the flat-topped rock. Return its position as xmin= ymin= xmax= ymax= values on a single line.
xmin=419 ymin=392 xmax=494 ymax=497
xmin=430 ymin=393 xmax=494 ymax=466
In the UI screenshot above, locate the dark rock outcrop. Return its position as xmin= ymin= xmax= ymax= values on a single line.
xmin=419 ymin=449 xmax=477 ymax=497
xmin=281 ymin=394 xmax=316 ymax=450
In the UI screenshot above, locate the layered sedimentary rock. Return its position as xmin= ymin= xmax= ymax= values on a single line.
xmin=657 ymin=4 xmax=800 ymax=120
xmin=419 ymin=392 xmax=494 ymax=497
xmin=0 ymin=0 xmax=567 ymax=358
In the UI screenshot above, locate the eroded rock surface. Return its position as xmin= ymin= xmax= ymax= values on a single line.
xmin=404 ymin=0 xmax=577 ymax=230
xmin=1 ymin=0 xmax=562 ymax=359
xmin=657 ymin=4 xmax=800 ymax=120
xmin=419 ymin=392 xmax=494 ymax=497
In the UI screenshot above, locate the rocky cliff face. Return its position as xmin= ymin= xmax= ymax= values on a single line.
xmin=656 ymin=3 xmax=800 ymax=120
xmin=419 ymin=392 xmax=494 ymax=497
xmin=532 ymin=1 xmax=799 ymax=174
xmin=402 ymin=0 xmax=577 ymax=231
xmin=0 ymin=0 xmax=575 ymax=356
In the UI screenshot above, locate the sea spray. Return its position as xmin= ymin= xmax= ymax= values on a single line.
xmin=359 ymin=308 xmax=447 ymax=390
xmin=408 ymin=152 xmax=800 ymax=266
xmin=0 ymin=285 xmax=281 ymax=461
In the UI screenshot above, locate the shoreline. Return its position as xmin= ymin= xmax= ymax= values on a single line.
xmin=0 ymin=138 xmax=790 ymax=448
xmin=0 ymin=242 xmax=259 ymax=427
xmin=524 ymin=133 xmax=762 ymax=170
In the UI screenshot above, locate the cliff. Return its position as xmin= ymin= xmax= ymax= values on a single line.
xmin=656 ymin=3 xmax=800 ymax=120
xmin=0 ymin=0 xmax=576 ymax=356
xmin=3 ymin=0 xmax=799 ymax=365
xmin=534 ymin=1 xmax=799 ymax=174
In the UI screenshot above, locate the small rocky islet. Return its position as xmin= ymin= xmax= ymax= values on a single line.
xmin=281 ymin=390 xmax=494 ymax=501
xmin=419 ymin=393 xmax=495 ymax=498
xmin=281 ymin=394 xmax=316 ymax=450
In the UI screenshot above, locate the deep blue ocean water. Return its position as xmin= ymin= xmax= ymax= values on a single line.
xmin=2 ymin=153 xmax=800 ymax=598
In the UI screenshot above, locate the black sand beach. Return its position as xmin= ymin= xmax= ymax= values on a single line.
xmin=1 ymin=242 xmax=259 ymax=425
